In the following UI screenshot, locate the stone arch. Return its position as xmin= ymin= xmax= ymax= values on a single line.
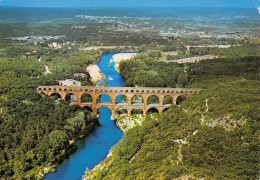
xmin=65 ymin=93 xmax=77 ymax=104
xmin=97 ymin=94 xmax=112 ymax=103
xmin=147 ymin=107 xmax=159 ymax=114
xmin=116 ymin=94 xmax=128 ymax=104
xmin=176 ymin=95 xmax=186 ymax=105
xmin=69 ymin=105 xmax=82 ymax=111
xmin=116 ymin=108 xmax=128 ymax=115
xmin=81 ymin=94 xmax=93 ymax=104
xmin=163 ymin=108 xmax=169 ymax=113
xmin=82 ymin=106 xmax=93 ymax=112
xmin=131 ymin=108 xmax=143 ymax=115
xmin=163 ymin=95 xmax=173 ymax=106
xmin=131 ymin=95 xmax=144 ymax=105
xmin=147 ymin=95 xmax=159 ymax=106
xmin=97 ymin=107 xmax=112 ymax=125
xmin=97 ymin=106 xmax=112 ymax=114
xmin=50 ymin=93 xmax=62 ymax=99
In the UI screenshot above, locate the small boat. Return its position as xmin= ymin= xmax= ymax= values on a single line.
xmin=108 ymin=76 xmax=113 ymax=80
xmin=108 ymin=63 xmax=111 ymax=68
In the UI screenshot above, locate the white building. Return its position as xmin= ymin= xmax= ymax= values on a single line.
xmin=58 ymin=79 xmax=81 ymax=87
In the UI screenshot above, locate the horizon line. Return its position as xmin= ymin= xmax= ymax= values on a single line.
xmin=0 ymin=5 xmax=258 ymax=9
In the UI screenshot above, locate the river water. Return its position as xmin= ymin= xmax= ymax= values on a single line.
xmin=44 ymin=53 xmax=125 ymax=180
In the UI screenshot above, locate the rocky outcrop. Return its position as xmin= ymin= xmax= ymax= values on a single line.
xmin=115 ymin=114 xmax=145 ymax=133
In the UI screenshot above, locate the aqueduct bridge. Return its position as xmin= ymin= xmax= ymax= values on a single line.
xmin=36 ymin=86 xmax=203 ymax=116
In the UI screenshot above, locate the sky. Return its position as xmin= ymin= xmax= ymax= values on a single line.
xmin=0 ymin=0 xmax=259 ymax=8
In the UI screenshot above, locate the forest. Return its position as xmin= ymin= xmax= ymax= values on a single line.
xmin=0 ymin=44 xmax=100 ymax=179
xmin=119 ymin=51 xmax=189 ymax=88
xmin=85 ymin=45 xmax=260 ymax=179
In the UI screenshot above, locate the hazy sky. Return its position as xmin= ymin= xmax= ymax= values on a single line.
xmin=0 ymin=0 xmax=259 ymax=8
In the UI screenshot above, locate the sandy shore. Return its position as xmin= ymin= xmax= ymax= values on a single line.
xmin=86 ymin=64 xmax=104 ymax=83
xmin=110 ymin=53 xmax=137 ymax=72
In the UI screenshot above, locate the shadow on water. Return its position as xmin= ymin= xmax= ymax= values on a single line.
xmin=43 ymin=53 xmax=126 ymax=180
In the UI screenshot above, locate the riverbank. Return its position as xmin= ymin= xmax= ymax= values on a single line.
xmin=82 ymin=114 xmax=158 ymax=180
xmin=115 ymin=114 xmax=145 ymax=133
xmin=36 ymin=145 xmax=77 ymax=180
xmin=42 ymin=53 xmax=125 ymax=180
xmin=41 ymin=116 xmax=99 ymax=180
xmin=110 ymin=53 xmax=137 ymax=73
xmin=86 ymin=64 xmax=105 ymax=83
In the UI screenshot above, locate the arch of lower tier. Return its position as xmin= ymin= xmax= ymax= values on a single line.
xmin=79 ymin=104 xmax=170 ymax=116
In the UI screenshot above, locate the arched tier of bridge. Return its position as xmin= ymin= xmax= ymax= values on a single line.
xmin=36 ymin=86 xmax=203 ymax=116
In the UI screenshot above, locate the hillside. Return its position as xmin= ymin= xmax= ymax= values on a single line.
xmin=83 ymin=55 xmax=260 ymax=180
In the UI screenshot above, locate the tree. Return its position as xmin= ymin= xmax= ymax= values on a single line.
xmin=177 ymin=73 xmax=188 ymax=87
xmin=48 ymin=130 xmax=69 ymax=154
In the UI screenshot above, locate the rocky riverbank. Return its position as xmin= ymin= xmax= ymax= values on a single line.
xmin=114 ymin=114 xmax=145 ymax=133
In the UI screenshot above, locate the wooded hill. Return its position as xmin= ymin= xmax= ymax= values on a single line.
xmin=87 ymin=54 xmax=259 ymax=179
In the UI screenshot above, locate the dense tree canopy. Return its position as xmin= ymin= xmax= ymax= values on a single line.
xmin=0 ymin=44 xmax=99 ymax=179
xmin=119 ymin=52 xmax=189 ymax=87
xmin=86 ymin=54 xmax=260 ymax=180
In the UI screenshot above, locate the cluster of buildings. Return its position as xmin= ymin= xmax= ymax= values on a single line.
xmin=166 ymin=55 xmax=218 ymax=64
xmin=48 ymin=42 xmax=61 ymax=49
xmin=58 ymin=73 xmax=88 ymax=87
xmin=58 ymin=79 xmax=81 ymax=87
xmin=161 ymin=51 xmax=179 ymax=56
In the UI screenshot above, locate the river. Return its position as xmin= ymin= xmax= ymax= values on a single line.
xmin=43 ymin=53 xmax=125 ymax=180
